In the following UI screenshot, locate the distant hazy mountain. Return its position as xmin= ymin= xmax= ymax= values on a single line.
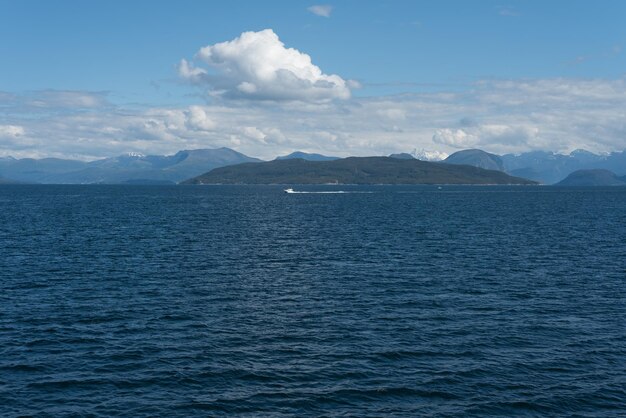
xmin=0 ymin=157 xmax=89 ymax=183
xmin=0 ymin=148 xmax=261 ymax=184
xmin=501 ymin=149 xmax=626 ymax=184
xmin=598 ymin=150 xmax=626 ymax=174
xmin=502 ymin=150 xmax=594 ymax=184
xmin=275 ymin=151 xmax=339 ymax=161
xmin=388 ymin=153 xmax=415 ymax=160
xmin=183 ymin=157 xmax=537 ymax=185
xmin=556 ymin=169 xmax=626 ymax=186
xmin=0 ymin=176 xmax=23 ymax=184
xmin=440 ymin=148 xmax=626 ymax=184
xmin=444 ymin=149 xmax=505 ymax=172
xmin=160 ymin=148 xmax=262 ymax=181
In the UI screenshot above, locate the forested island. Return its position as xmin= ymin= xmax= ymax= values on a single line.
xmin=183 ymin=157 xmax=537 ymax=185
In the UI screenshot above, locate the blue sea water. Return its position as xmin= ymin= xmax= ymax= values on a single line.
xmin=0 ymin=185 xmax=625 ymax=417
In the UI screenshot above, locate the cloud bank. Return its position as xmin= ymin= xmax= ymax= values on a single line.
xmin=2 ymin=77 xmax=626 ymax=160
xmin=179 ymin=29 xmax=351 ymax=102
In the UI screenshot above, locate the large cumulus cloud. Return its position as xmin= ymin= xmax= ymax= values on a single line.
xmin=178 ymin=29 xmax=352 ymax=102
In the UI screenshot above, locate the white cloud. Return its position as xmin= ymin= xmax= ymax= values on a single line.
xmin=433 ymin=128 xmax=475 ymax=148
xmin=0 ymin=125 xmax=25 ymax=138
xmin=377 ymin=108 xmax=407 ymax=121
xmin=38 ymin=90 xmax=107 ymax=108
xmin=308 ymin=5 xmax=333 ymax=17
xmin=433 ymin=124 xmax=540 ymax=151
xmin=177 ymin=59 xmax=208 ymax=84
xmin=347 ymin=79 xmax=362 ymax=89
xmin=0 ymin=90 xmax=108 ymax=113
xmin=476 ymin=78 xmax=626 ymax=105
xmin=241 ymin=126 xmax=267 ymax=143
xmin=180 ymin=29 xmax=351 ymax=102
xmin=185 ymin=106 xmax=216 ymax=131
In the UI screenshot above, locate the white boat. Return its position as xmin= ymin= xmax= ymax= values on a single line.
xmin=284 ymin=188 xmax=295 ymax=193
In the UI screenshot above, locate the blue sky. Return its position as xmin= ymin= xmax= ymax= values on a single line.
xmin=1 ymin=0 xmax=625 ymax=159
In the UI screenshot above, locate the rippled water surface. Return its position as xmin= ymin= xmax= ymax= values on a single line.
xmin=1 ymin=185 xmax=625 ymax=416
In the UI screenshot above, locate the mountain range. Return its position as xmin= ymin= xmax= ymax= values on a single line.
xmin=442 ymin=148 xmax=626 ymax=184
xmin=1 ymin=147 xmax=624 ymax=185
xmin=0 ymin=148 xmax=259 ymax=184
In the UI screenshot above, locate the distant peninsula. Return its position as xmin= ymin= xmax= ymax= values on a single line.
xmin=182 ymin=157 xmax=537 ymax=185
xmin=556 ymin=169 xmax=626 ymax=186
xmin=0 ymin=176 xmax=25 ymax=184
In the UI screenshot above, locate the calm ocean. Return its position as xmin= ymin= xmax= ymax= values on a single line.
xmin=1 ymin=185 xmax=625 ymax=416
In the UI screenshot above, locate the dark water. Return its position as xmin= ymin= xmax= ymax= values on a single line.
xmin=1 ymin=185 xmax=625 ymax=417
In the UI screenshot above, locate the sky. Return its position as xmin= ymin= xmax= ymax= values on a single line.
xmin=1 ymin=0 xmax=626 ymax=160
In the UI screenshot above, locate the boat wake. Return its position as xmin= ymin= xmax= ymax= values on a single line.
xmin=284 ymin=188 xmax=372 ymax=194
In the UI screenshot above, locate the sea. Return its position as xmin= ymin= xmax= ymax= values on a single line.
xmin=1 ymin=185 xmax=625 ymax=417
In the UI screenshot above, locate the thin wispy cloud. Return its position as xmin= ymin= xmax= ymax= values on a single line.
xmin=308 ymin=5 xmax=333 ymax=18
xmin=0 ymin=90 xmax=109 ymax=113
xmin=498 ymin=6 xmax=520 ymax=17
xmin=566 ymin=44 xmax=624 ymax=66
xmin=568 ymin=55 xmax=591 ymax=66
